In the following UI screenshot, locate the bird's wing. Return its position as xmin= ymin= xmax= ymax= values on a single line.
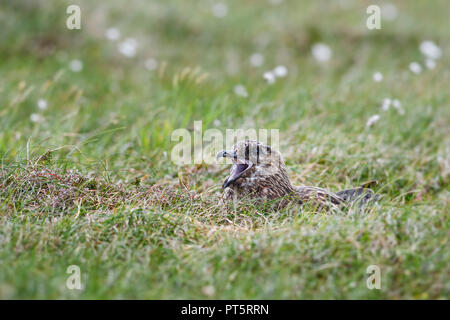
xmin=294 ymin=186 xmax=344 ymax=207
xmin=336 ymin=187 xmax=380 ymax=207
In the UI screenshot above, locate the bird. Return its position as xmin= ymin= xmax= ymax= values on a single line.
xmin=216 ymin=140 xmax=379 ymax=211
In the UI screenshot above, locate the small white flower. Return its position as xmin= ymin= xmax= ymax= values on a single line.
xmin=420 ymin=41 xmax=442 ymax=60
xmin=312 ymin=43 xmax=332 ymax=63
xmin=409 ymin=62 xmax=422 ymax=74
xmin=118 ymin=38 xmax=137 ymax=58
xmin=366 ymin=114 xmax=380 ymax=127
xmin=263 ymin=71 xmax=276 ymax=84
xmin=213 ymin=119 xmax=221 ymax=126
xmin=30 ymin=113 xmax=44 ymax=123
xmin=105 ymin=27 xmax=121 ymax=41
xmin=392 ymin=99 xmax=404 ymax=114
xmin=425 ymin=58 xmax=436 ymax=70
xmin=37 ymin=99 xmax=47 ymax=110
xmin=381 ymin=3 xmax=398 ymax=21
xmin=144 ymin=58 xmax=158 ymax=71
xmin=250 ymin=53 xmax=264 ymax=67
xmin=69 ymin=59 xmax=83 ymax=72
xmin=202 ymin=285 xmax=216 ymax=297
xmin=273 ymin=65 xmax=288 ymax=78
xmin=381 ymin=98 xmax=391 ymax=111
xmin=212 ymin=3 xmax=228 ymax=18
xmin=373 ymin=72 xmax=383 ymax=82
xmin=233 ymin=84 xmax=248 ymax=97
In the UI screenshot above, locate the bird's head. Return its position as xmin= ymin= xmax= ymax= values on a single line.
xmin=216 ymin=140 xmax=285 ymax=189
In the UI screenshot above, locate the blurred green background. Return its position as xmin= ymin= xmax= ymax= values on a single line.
xmin=0 ymin=0 xmax=448 ymax=299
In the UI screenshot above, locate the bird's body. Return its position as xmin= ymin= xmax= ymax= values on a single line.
xmin=217 ymin=140 xmax=378 ymax=210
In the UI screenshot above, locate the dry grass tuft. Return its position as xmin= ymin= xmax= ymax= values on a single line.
xmin=0 ymin=164 xmax=130 ymax=213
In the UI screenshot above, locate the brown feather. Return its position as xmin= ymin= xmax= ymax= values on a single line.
xmin=218 ymin=140 xmax=377 ymax=211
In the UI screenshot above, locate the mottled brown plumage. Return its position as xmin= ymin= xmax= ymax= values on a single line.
xmin=217 ymin=140 xmax=378 ymax=210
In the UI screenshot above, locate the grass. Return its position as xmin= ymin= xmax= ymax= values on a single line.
xmin=0 ymin=0 xmax=449 ymax=299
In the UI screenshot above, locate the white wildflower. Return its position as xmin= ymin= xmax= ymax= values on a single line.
xmin=212 ymin=3 xmax=228 ymax=18
xmin=381 ymin=98 xmax=391 ymax=111
xmin=409 ymin=62 xmax=422 ymax=74
xmin=105 ymin=28 xmax=121 ymax=41
xmin=366 ymin=114 xmax=380 ymax=127
xmin=312 ymin=43 xmax=332 ymax=63
xmin=202 ymin=285 xmax=216 ymax=297
xmin=420 ymin=41 xmax=442 ymax=60
xmin=30 ymin=113 xmax=44 ymax=123
xmin=144 ymin=58 xmax=158 ymax=71
xmin=250 ymin=53 xmax=264 ymax=67
xmin=37 ymin=99 xmax=47 ymax=110
xmin=118 ymin=38 xmax=137 ymax=58
xmin=233 ymin=85 xmax=248 ymax=97
xmin=263 ymin=71 xmax=276 ymax=84
xmin=213 ymin=119 xmax=221 ymax=126
xmin=273 ymin=65 xmax=288 ymax=78
xmin=392 ymin=99 xmax=401 ymax=109
xmin=373 ymin=72 xmax=383 ymax=82
xmin=69 ymin=59 xmax=83 ymax=72
xmin=392 ymin=99 xmax=404 ymax=115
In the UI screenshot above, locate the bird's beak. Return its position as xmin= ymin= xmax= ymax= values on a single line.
xmin=216 ymin=150 xmax=236 ymax=160
xmin=217 ymin=150 xmax=252 ymax=189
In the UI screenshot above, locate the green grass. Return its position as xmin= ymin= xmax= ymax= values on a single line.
xmin=0 ymin=0 xmax=449 ymax=299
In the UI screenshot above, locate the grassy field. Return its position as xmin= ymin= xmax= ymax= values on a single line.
xmin=0 ymin=0 xmax=449 ymax=299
